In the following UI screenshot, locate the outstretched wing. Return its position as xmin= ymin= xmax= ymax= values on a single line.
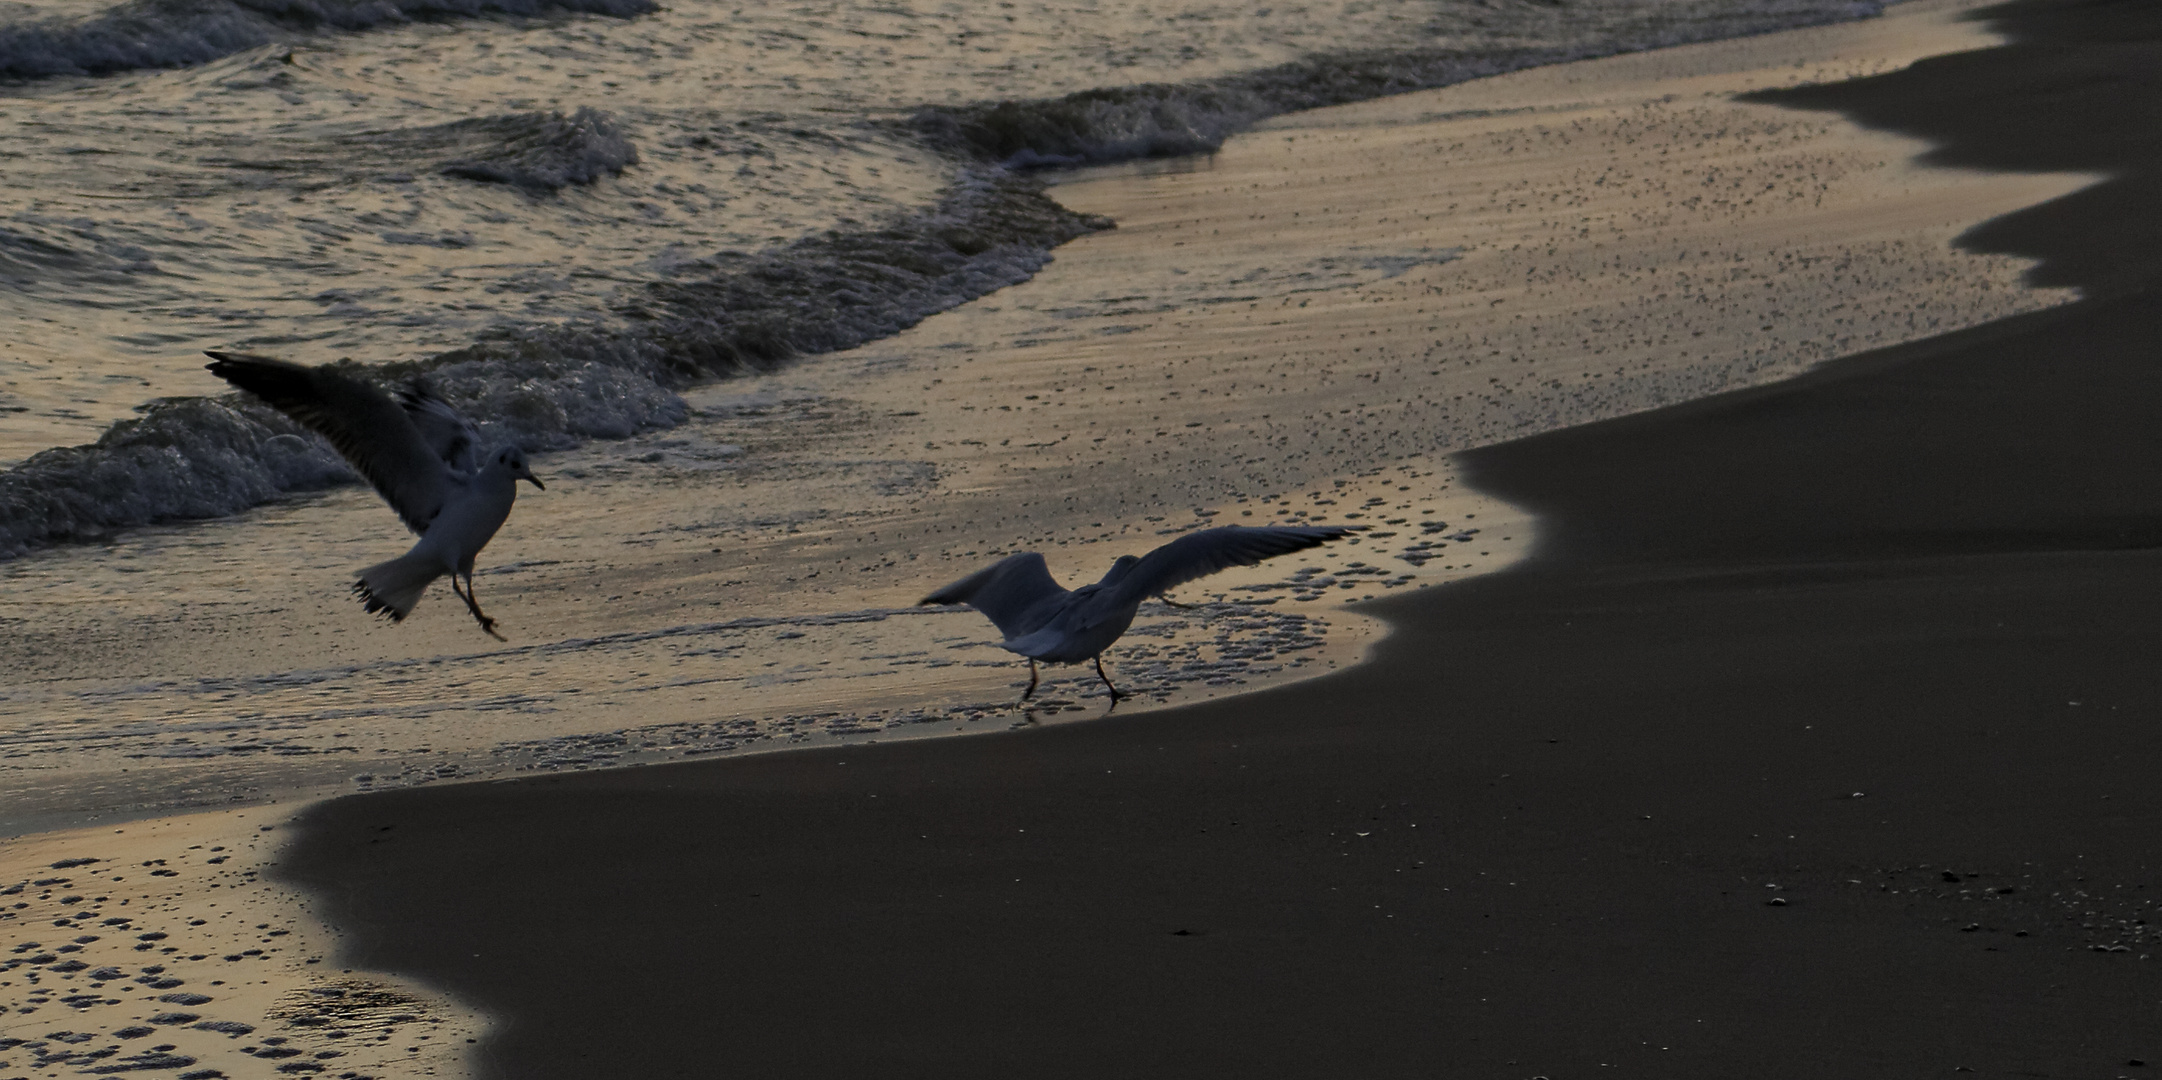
xmin=919 ymin=552 xmax=1067 ymax=640
xmin=1111 ymin=525 xmax=1354 ymax=604
xmin=395 ymin=381 xmax=484 ymax=475
xmin=205 ymin=351 xmax=450 ymax=535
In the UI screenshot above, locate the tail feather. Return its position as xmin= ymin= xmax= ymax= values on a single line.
xmin=354 ymin=549 xmax=442 ymax=622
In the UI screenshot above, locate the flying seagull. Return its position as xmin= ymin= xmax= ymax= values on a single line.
xmin=205 ymin=351 xmax=544 ymax=640
xmin=921 ymin=525 xmax=1354 ymax=700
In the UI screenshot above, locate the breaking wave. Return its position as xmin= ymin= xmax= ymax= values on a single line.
xmin=0 ymin=0 xmax=654 ymax=81
xmin=915 ymin=0 xmax=1885 ymax=165
xmin=434 ymin=108 xmax=639 ymax=191
xmin=0 ymin=173 xmax=1104 ymax=557
xmin=0 ymin=0 xmax=1889 ymax=560
xmin=187 ymin=107 xmax=640 ymax=197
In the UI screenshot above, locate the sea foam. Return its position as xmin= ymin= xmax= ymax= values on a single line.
xmin=917 ymin=0 xmax=1885 ymax=166
xmin=0 ymin=173 xmax=1102 ymax=558
xmin=0 ymin=0 xmax=1887 ymax=560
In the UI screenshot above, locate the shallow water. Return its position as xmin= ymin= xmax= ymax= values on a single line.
xmin=0 ymin=0 xmax=2087 ymax=829
xmin=0 ymin=0 xmax=1883 ymax=545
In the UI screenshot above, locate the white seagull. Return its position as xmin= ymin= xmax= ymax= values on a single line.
xmin=205 ymin=351 xmax=544 ymax=640
xmin=921 ymin=524 xmax=1354 ymax=700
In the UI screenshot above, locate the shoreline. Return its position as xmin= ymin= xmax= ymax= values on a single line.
xmin=0 ymin=0 xmax=2072 ymax=837
xmin=283 ymin=0 xmax=2162 ymax=1074
xmin=4 ymin=0 xmax=2135 ymax=1073
xmin=0 ymin=455 xmax=1534 ymax=835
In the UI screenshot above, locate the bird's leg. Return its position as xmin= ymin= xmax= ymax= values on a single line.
xmin=1155 ymin=592 xmax=1198 ymax=611
xmin=1021 ymin=659 xmax=1039 ymax=701
xmin=451 ymin=572 xmax=506 ymax=641
xmin=1094 ymin=656 xmax=1124 ymax=700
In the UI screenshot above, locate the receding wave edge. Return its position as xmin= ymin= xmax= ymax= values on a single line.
xmin=0 ymin=0 xmax=1885 ymax=560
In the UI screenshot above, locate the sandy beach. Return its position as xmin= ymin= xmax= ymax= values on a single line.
xmin=9 ymin=0 xmax=2157 ymax=1075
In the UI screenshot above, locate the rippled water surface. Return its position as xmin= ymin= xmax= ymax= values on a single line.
xmin=0 ymin=0 xmax=2089 ymax=832
xmin=0 ymin=0 xmax=1879 ymax=478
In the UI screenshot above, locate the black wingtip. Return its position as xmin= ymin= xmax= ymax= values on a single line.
xmin=393 ymin=376 xmax=443 ymax=409
xmin=203 ymin=350 xmax=295 ymax=385
xmin=352 ymin=579 xmax=407 ymax=623
xmin=202 ymin=348 xmax=266 ymax=368
xmin=919 ymin=580 xmax=973 ymax=606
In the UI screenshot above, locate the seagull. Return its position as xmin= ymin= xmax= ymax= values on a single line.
xmin=921 ymin=525 xmax=1353 ymax=700
xmin=204 ymin=351 xmax=544 ymax=640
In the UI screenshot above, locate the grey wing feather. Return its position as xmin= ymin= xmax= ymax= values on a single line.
xmin=395 ymin=382 xmax=484 ymax=474
xmin=919 ymin=552 xmax=1066 ymax=640
xmin=1113 ymin=525 xmax=1353 ymax=604
xmin=205 ymin=351 xmax=450 ymax=535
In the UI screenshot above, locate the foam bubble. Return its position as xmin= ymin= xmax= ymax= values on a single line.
xmin=0 ymin=397 xmax=351 ymax=559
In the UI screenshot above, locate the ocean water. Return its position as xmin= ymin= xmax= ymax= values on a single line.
xmin=0 ymin=0 xmax=1885 ymax=557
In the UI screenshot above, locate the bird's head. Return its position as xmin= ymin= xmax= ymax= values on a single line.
xmin=494 ymin=447 xmax=545 ymax=490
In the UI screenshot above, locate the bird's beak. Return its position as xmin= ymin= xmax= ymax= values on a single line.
xmin=522 ymin=470 xmax=545 ymax=491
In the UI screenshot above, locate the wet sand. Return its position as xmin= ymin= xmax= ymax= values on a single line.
xmin=256 ymin=1 xmax=2162 ymax=1077
xmin=7 ymin=0 xmax=2148 ymax=1075
xmin=0 ymin=810 xmax=478 ymax=1078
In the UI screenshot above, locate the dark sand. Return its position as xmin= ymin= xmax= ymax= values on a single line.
xmin=279 ymin=3 xmax=2162 ymax=1076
